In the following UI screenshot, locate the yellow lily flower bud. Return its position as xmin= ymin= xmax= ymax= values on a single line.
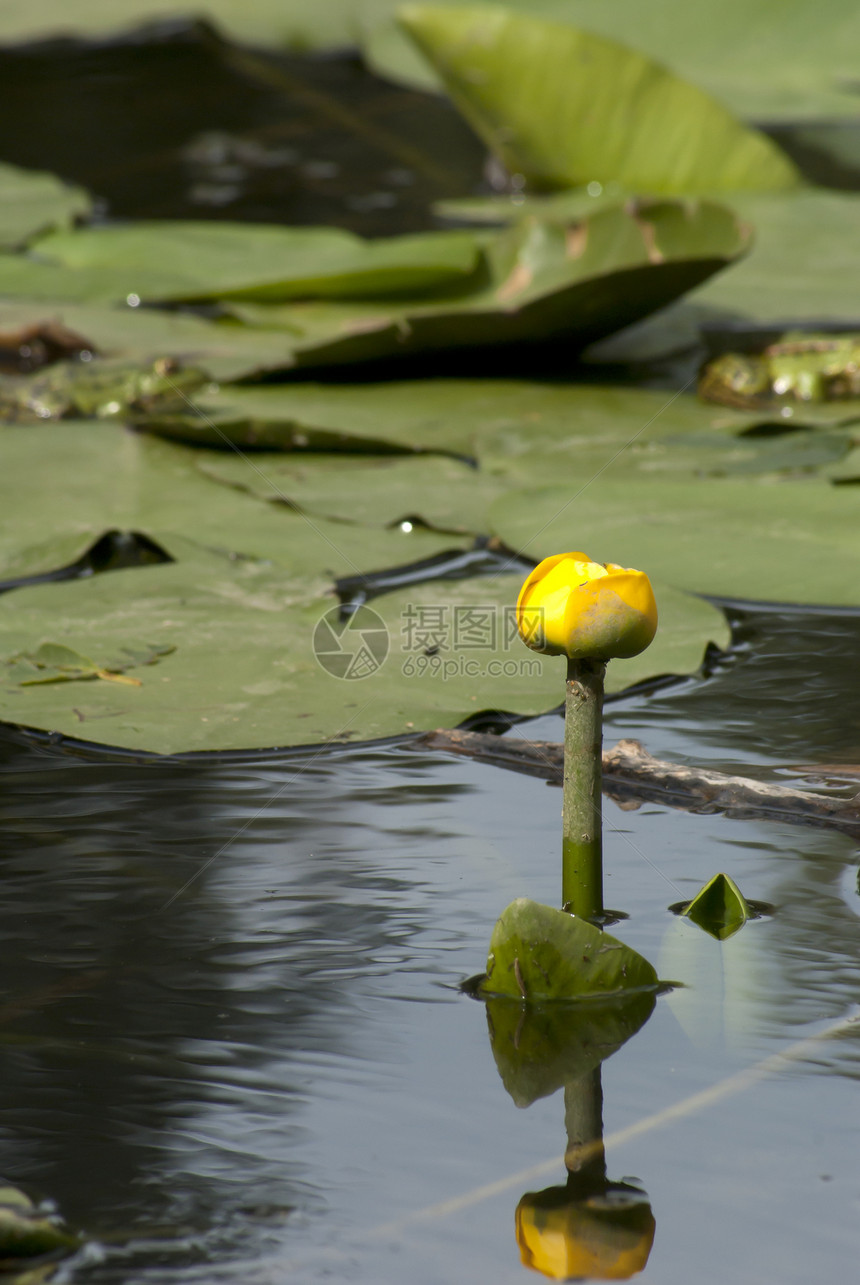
xmin=516 ymin=552 xmax=657 ymax=661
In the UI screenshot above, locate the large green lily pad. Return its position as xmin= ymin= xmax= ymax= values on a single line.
xmin=0 ymin=420 xmax=727 ymax=751
xmin=435 ymin=190 xmax=860 ymax=332
xmin=437 ymin=188 xmax=860 ymax=380
xmin=0 ymin=424 xmax=467 ymax=583
xmin=696 ymin=191 xmax=860 ymax=324
xmin=133 ymin=373 xmax=842 ymax=472
xmin=397 ymin=5 xmax=798 ymax=194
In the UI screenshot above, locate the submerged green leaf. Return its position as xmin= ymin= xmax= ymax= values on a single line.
xmin=483 ymin=899 xmax=658 ymax=1001
xmin=397 ymin=4 xmax=799 ymax=193
xmin=681 ymin=872 xmax=754 ymax=940
xmin=2 ymin=640 xmax=175 ymax=687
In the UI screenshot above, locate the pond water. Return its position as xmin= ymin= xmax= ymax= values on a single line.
xmin=1 ymin=605 xmax=859 ymax=1283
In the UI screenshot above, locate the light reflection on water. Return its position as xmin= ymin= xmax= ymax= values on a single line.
xmin=0 ymin=608 xmax=859 ymax=1282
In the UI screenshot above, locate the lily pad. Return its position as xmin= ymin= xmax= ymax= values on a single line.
xmin=0 ymin=424 xmax=470 ymax=583
xmin=195 ymin=451 xmax=505 ymax=533
xmin=367 ymin=0 xmax=860 ymax=122
xmin=485 ymin=989 xmax=655 ymax=1106
xmin=0 ymin=298 xmax=296 ymax=383
xmin=598 ymin=190 xmax=860 ymax=364
xmin=135 ymin=374 xmax=804 ymax=460
xmin=696 ymin=191 xmax=860 ymax=325
xmin=489 ymin=471 xmax=860 ymax=607
xmin=397 ymin=5 xmax=799 ymax=193
xmin=0 ymin=161 xmax=92 ymax=252
xmin=29 ymin=222 xmax=482 ymax=304
xmin=206 ymin=201 xmax=750 ymax=370
xmin=482 ymin=898 xmax=659 ymax=1001
xmin=0 ymin=550 xmax=724 ymax=751
xmin=3 ymin=640 xmax=174 ymax=687
xmin=0 ymin=201 xmax=748 ymax=373
xmin=0 ymin=416 xmax=727 ymax=750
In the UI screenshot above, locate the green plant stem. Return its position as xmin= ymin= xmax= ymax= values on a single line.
xmin=563 ymin=1067 xmax=606 ymax=1180
xmin=562 ymin=657 xmax=605 ymax=919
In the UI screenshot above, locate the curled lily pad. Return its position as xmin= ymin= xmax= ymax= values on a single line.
xmin=397 ymin=4 xmax=799 ymax=193
xmin=210 ymin=201 xmax=750 ymax=371
xmin=482 ymin=898 xmax=659 ymax=1001
xmin=680 ymin=872 xmax=754 ymax=940
xmin=370 ymin=0 xmax=860 ymax=122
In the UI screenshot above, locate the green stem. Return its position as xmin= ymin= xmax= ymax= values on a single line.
xmin=562 ymin=657 xmax=605 ymax=919
xmin=563 ymin=1067 xmax=606 ymax=1182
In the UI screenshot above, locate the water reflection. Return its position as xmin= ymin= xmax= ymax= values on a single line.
xmin=0 ymin=732 xmax=480 ymax=1276
xmin=482 ymin=989 xmax=655 ymax=1280
xmin=517 ymin=1070 xmax=655 ymax=1281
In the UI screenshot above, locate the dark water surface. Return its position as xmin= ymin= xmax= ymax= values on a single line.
xmin=1 ymin=607 xmax=859 ymax=1283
